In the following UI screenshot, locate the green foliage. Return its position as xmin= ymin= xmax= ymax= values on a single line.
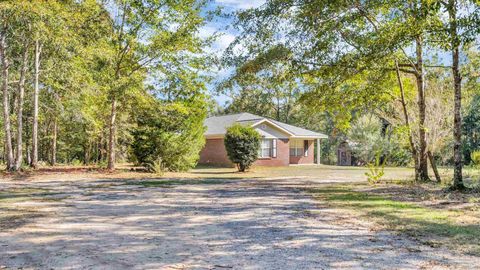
xmin=365 ymin=153 xmax=386 ymax=184
xmin=471 ymin=151 xmax=480 ymax=168
xmin=226 ymin=0 xmax=438 ymax=129
xmin=464 ymin=94 xmax=480 ymax=165
xmin=131 ymin=98 xmax=207 ymax=173
xmin=307 ymin=185 xmax=480 ymax=255
xmin=0 ymin=0 xmax=215 ymax=169
xmin=348 ymin=115 xmax=387 ymax=163
xmin=224 ymin=124 xmax=261 ymax=172
xmin=219 ymin=46 xmax=300 ymax=123
xmin=347 ymin=115 xmax=410 ymax=166
xmin=70 ymin=159 xmax=83 ymax=167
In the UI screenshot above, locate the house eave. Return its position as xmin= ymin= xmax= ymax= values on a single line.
xmin=290 ymin=135 xmax=329 ymax=139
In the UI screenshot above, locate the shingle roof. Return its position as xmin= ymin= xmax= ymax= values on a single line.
xmin=204 ymin=113 xmax=328 ymax=138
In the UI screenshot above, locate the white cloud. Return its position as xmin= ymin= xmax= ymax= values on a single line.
xmin=215 ymin=0 xmax=265 ymax=9
xmin=198 ymin=26 xmax=217 ymax=38
xmin=215 ymin=32 xmax=236 ymax=51
xmin=199 ymin=25 xmax=236 ymax=53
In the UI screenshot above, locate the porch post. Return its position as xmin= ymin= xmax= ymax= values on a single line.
xmin=316 ymin=138 xmax=321 ymax=165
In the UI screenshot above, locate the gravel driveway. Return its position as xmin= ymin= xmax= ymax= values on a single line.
xmin=1 ymin=177 xmax=479 ymax=269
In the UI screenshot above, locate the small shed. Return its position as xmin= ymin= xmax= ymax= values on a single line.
xmin=337 ymin=141 xmax=353 ymax=166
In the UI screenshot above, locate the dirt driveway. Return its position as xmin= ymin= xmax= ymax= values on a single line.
xmin=1 ymin=176 xmax=479 ymax=269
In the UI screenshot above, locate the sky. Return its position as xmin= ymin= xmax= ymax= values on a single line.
xmin=200 ymin=0 xmax=266 ymax=106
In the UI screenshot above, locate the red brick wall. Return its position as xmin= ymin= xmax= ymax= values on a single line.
xmin=289 ymin=140 xmax=314 ymax=164
xmin=253 ymin=139 xmax=289 ymax=166
xmin=199 ymin=138 xmax=291 ymax=167
xmin=198 ymin=138 xmax=232 ymax=166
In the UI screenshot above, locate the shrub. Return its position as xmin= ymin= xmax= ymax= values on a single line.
xmin=365 ymin=153 xmax=385 ymax=184
xmin=471 ymin=151 xmax=480 ymax=167
xmin=131 ymin=100 xmax=206 ymax=173
xmin=70 ymin=159 xmax=83 ymax=166
xmin=224 ymin=124 xmax=261 ymax=172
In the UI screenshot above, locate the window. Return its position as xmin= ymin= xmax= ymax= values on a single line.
xmin=290 ymin=140 xmax=304 ymax=156
xmin=259 ymin=139 xmax=276 ymax=158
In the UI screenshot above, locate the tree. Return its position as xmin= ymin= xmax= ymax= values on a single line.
xmin=381 ymin=64 xmax=458 ymax=177
xmin=131 ymin=98 xmax=206 ymax=172
xmin=220 ymin=46 xmax=300 ymax=123
xmin=0 ymin=0 xmax=215 ymax=172
xmin=226 ymin=0 xmax=456 ymax=181
xmin=0 ymin=16 xmax=14 ymax=170
xmin=131 ymin=49 xmax=211 ymax=172
xmin=0 ymin=1 xmax=106 ymax=171
xmin=438 ymin=0 xmax=480 ymax=189
xmin=464 ymin=94 xmax=480 ymax=164
xmin=348 ymin=115 xmax=387 ymax=164
xmin=224 ymin=124 xmax=261 ymax=172
xmin=0 ymin=2 xmax=38 ymax=171
xmin=100 ymin=0 xmax=211 ymax=171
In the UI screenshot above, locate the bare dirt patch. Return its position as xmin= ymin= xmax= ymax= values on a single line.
xmin=0 ymin=187 xmax=65 ymax=231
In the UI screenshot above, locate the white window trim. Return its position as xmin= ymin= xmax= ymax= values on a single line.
xmin=289 ymin=139 xmax=304 ymax=157
xmin=259 ymin=138 xmax=273 ymax=158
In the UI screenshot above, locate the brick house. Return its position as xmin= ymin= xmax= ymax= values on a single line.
xmin=199 ymin=113 xmax=328 ymax=166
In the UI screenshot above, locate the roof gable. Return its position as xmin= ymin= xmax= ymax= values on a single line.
xmin=252 ymin=120 xmax=293 ymax=138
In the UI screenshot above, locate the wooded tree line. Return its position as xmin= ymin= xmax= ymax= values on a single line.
xmin=220 ymin=0 xmax=480 ymax=188
xmin=0 ymin=0 xmax=213 ymax=172
xmin=1 ymin=0 xmax=480 ymax=189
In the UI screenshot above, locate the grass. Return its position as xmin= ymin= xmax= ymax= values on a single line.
xmin=4 ymin=163 xmax=479 ymax=185
xmin=0 ymin=188 xmax=65 ymax=230
xmin=307 ymin=185 xmax=480 ymax=255
xmin=0 ymin=188 xmax=63 ymax=202
xmin=126 ymin=178 xmax=231 ymax=187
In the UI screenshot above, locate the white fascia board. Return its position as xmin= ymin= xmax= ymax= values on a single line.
xmin=290 ymin=135 xmax=329 ymax=139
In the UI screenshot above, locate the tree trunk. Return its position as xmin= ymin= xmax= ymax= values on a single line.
xmin=0 ymin=32 xmax=14 ymax=171
xmin=107 ymin=97 xmax=117 ymax=170
xmin=31 ymin=40 xmax=42 ymax=169
xmin=99 ymin=135 xmax=104 ymax=163
xmin=395 ymin=60 xmax=420 ymax=181
xmin=428 ymin=151 xmax=441 ymax=182
xmin=285 ymin=102 xmax=290 ymax=124
xmin=449 ymin=0 xmax=464 ymax=189
xmin=26 ymin=143 xmax=31 ymax=165
xmin=84 ymin=141 xmax=91 ymax=165
xmin=14 ymin=44 xmax=28 ymax=171
xmin=415 ymin=36 xmax=430 ymax=182
xmin=276 ymin=99 xmax=280 ymax=121
xmin=51 ymin=117 xmax=57 ymax=166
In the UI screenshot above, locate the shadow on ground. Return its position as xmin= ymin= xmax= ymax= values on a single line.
xmin=0 ymin=177 xmax=478 ymax=269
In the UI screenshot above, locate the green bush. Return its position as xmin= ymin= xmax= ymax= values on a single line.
xmin=224 ymin=124 xmax=261 ymax=172
xmin=131 ymin=100 xmax=206 ymax=173
xmin=464 ymin=95 xmax=480 ymax=164
xmin=471 ymin=151 xmax=480 ymax=167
